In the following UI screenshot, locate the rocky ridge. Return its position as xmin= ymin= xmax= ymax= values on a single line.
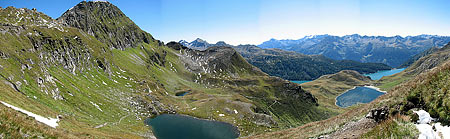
xmin=58 ymin=1 xmax=159 ymax=50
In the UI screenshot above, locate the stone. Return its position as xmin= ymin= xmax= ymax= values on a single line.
xmin=366 ymin=106 xmax=389 ymax=122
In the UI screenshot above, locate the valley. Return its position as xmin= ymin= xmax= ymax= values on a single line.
xmin=0 ymin=0 xmax=449 ymax=139
xmin=180 ymin=39 xmax=392 ymax=81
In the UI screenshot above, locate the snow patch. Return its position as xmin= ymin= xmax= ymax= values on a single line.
xmin=0 ymin=101 xmax=59 ymax=128
xmin=414 ymin=110 xmax=434 ymax=124
xmin=414 ymin=110 xmax=450 ymax=139
xmin=364 ymin=86 xmax=387 ymax=93
xmin=90 ymin=101 xmax=103 ymax=112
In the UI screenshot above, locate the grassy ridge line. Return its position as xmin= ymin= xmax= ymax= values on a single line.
xmin=300 ymin=70 xmax=372 ymax=114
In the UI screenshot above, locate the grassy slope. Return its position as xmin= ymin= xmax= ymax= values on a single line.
xmin=0 ymin=25 xmax=151 ymax=138
xmin=377 ymin=43 xmax=450 ymax=91
xmin=0 ymin=5 xmax=333 ymax=138
xmin=300 ymin=70 xmax=372 ymax=114
xmin=361 ymin=61 xmax=450 ymax=138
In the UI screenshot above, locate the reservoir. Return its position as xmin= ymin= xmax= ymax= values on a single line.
xmin=336 ymin=86 xmax=385 ymax=107
xmin=364 ymin=68 xmax=406 ymax=80
xmin=146 ymin=114 xmax=239 ymax=139
xmin=291 ymin=80 xmax=312 ymax=84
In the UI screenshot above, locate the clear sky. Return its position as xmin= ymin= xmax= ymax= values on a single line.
xmin=1 ymin=0 xmax=450 ymax=45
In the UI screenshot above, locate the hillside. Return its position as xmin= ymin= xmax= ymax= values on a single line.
xmin=250 ymin=42 xmax=450 ymax=139
xmin=301 ymin=70 xmax=372 ymax=114
xmin=377 ymin=42 xmax=450 ymax=90
xmin=259 ymin=34 xmax=450 ymax=67
xmin=0 ymin=2 xmax=332 ymax=138
xmin=398 ymin=46 xmax=439 ymax=68
xmin=180 ymin=39 xmax=391 ymax=80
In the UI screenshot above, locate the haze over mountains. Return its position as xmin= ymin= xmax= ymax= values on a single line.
xmin=258 ymin=34 xmax=450 ymax=67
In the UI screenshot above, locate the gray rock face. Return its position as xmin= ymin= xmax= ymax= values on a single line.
xmin=29 ymin=33 xmax=93 ymax=75
xmin=58 ymin=1 xmax=157 ymax=50
xmin=366 ymin=106 xmax=389 ymax=122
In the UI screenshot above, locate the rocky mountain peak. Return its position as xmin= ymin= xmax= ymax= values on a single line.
xmin=214 ymin=41 xmax=230 ymax=47
xmin=57 ymin=1 xmax=156 ymax=50
xmin=193 ymin=38 xmax=207 ymax=43
xmin=0 ymin=6 xmax=59 ymax=27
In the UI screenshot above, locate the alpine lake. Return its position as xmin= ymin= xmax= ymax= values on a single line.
xmin=146 ymin=114 xmax=239 ymax=139
xmin=146 ymin=69 xmax=406 ymax=138
xmin=336 ymin=68 xmax=406 ymax=107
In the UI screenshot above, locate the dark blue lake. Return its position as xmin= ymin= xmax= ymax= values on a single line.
xmin=364 ymin=68 xmax=405 ymax=80
xmin=146 ymin=114 xmax=239 ymax=139
xmin=291 ymin=80 xmax=312 ymax=84
xmin=336 ymin=87 xmax=385 ymax=107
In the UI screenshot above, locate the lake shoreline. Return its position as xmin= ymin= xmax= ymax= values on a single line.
xmin=364 ymin=85 xmax=387 ymax=93
xmin=334 ymin=86 xmax=358 ymax=108
xmin=146 ymin=114 xmax=240 ymax=139
xmin=335 ymin=86 xmax=386 ymax=108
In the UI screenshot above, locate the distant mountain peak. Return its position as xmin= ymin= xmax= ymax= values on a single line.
xmin=178 ymin=40 xmax=188 ymax=43
xmin=258 ymin=34 xmax=450 ymax=67
xmin=192 ymin=38 xmax=207 ymax=43
xmin=214 ymin=41 xmax=230 ymax=46
xmin=178 ymin=38 xmax=233 ymax=50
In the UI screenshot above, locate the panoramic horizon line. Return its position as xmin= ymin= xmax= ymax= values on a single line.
xmin=175 ymin=33 xmax=450 ymax=46
xmin=3 ymin=1 xmax=448 ymax=46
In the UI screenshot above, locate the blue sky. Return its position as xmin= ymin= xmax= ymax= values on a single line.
xmin=1 ymin=0 xmax=450 ymax=45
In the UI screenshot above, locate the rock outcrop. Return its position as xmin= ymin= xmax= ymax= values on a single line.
xmin=58 ymin=1 xmax=156 ymax=49
xmin=366 ymin=106 xmax=389 ymax=122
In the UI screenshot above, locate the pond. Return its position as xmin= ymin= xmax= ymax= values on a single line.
xmin=146 ymin=114 xmax=239 ymax=139
xmin=364 ymin=68 xmax=406 ymax=80
xmin=291 ymin=80 xmax=312 ymax=84
xmin=336 ymin=86 xmax=385 ymax=108
xmin=175 ymin=91 xmax=190 ymax=96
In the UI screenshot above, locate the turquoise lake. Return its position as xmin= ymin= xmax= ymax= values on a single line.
xmin=146 ymin=114 xmax=239 ymax=139
xmin=291 ymin=80 xmax=312 ymax=84
xmin=336 ymin=86 xmax=385 ymax=107
xmin=364 ymin=68 xmax=406 ymax=80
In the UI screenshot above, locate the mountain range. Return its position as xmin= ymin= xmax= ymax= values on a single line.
xmin=1 ymin=1 xmax=450 ymax=138
xmin=180 ymin=39 xmax=392 ymax=80
xmin=258 ymin=34 xmax=450 ymax=67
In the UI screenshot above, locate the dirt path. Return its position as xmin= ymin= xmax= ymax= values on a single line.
xmin=323 ymin=118 xmax=377 ymax=139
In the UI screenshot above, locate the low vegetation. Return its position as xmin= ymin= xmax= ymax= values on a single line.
xmin=362 ymin=114 xmax=419 ymax=138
